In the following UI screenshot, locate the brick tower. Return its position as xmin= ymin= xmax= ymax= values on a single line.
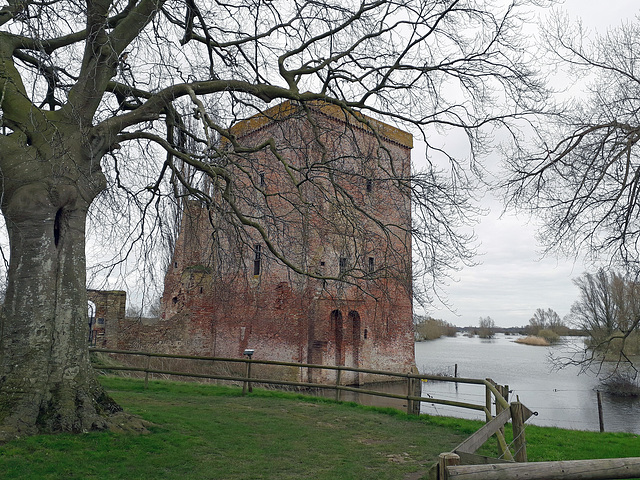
xmin=161 ymin=101 xmax=415 ymax=384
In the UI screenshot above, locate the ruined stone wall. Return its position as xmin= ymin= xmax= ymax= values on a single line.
xmin=87 ymin=290 xmax=126 ymax=348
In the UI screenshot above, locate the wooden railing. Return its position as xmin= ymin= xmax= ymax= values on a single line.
xmin=89 ymin=347 xmax=509 ymax=417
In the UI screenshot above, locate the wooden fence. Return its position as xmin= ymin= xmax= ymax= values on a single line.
xmin=89 ymin=348 xmax=640 ymax=480
xmin=89 ymin=347 xmax=511 ymax=418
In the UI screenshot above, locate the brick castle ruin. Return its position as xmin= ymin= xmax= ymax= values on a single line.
xmin=98 ymin=101 xmax=416 ymax=384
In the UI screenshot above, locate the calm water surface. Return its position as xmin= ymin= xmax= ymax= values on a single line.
xmin=415 ymin=334 xmax=640 ymax=433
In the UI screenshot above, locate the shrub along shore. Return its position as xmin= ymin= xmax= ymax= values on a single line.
xmin=0 ymin=377 xmax=639 ymax=479
xmin=515 ymin=335 xmax=551 ymax=346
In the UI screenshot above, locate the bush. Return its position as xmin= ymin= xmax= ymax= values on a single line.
xmin=600 ymin=373 xmax=640 ymax=397
xmin=515 ymin=336 xmax=550 ymax=346
xmin=444 ymin=325 xmax=458 ymax=337
xmin=414 ymin=316 xmax=457 ymax=341
xmin=585 ymin=331 xmax=640 ymax=357
xmin=537 ymin=329 xmax=560 ymax=344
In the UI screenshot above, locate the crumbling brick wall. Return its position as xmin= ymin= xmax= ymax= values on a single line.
xmin=87 ymin=289 xmax=126 ymax=348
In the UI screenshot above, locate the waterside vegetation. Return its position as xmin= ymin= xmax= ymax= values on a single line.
xmin=515 ymin=335 xmax=552 ymax=346
xmin=414 ymin=315 xmax=458 ymax=341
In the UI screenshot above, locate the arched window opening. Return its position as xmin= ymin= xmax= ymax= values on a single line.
xmin=331 ymin=309 xmax=343 ymax=366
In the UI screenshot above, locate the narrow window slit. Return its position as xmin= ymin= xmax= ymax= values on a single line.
xmin=253 ymin=244 xmax=262 ymax=275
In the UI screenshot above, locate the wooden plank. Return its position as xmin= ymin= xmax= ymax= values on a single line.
xmin=446 ymin=457 xmax=640 ymax=480
xmin=457 ymin=452 xmax=513 ymax=466
xmin=495 ymin=430 xmax=514 ymax=462
xmin=455 ymin=408 xmax=512 ymax=454
xmin=419 ymin=396 xmax=486 ymax=412
xmin=496 ymin=385 xmax=507 ymax=458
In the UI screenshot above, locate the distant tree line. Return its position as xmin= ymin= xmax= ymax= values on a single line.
xmin=414 ymin=315 xmax=458 ymax=341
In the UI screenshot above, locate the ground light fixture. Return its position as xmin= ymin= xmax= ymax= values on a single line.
xmin=242 ymin=349 xmax=255 ymax=394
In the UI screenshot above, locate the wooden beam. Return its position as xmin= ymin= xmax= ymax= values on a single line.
xmin=446 ymin=457 xmax=640 ymax=480
xmin=495 ymin=431 xmax=514 ymax=462
xmin=455 ymin=408 xmax=512 ymax=454
xmin=457 ymin=452 xmax=513 ymax=466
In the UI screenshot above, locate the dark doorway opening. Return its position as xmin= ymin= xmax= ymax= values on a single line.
xmin=332 ymin=309 xmax=343 ymax=366
xmin=349 ymin=310 xmax=361 ymax=385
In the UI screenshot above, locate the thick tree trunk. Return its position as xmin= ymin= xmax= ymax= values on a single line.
xmin=0 ymin=170 xmax=123 ymax=440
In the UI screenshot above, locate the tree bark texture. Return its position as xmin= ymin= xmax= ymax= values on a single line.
xmin=0 ymin=128 xmax=121 ymax=440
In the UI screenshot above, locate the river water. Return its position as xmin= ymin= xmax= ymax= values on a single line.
xmin=415 ymin=334 xmax=640 ymax=434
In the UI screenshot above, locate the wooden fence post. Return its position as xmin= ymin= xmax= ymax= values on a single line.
xmin=242 ymin=360 xmax=252 ymax=395
xmin=510 ymin=401 xmax=527 ymax=462
xmin=597 ymin=390 xmax=605 ymax=432
xmin=483 ymin=382 xmax=513 ymax=460
xmin=335 ymin=369 xmax=342 ymax=402
xmin=406 ymin=376 xmax=413 ymax=415
xmin=144 ymin=354 xmax=151 ymax=389
xmin=485 ymin=381 xmax=492 ymax=422
xmin=412 ymin=374 xmax=422 ymax=415
xmin=493 ymin=383 xmax=506 ymax=456
xmin=438 ymin=452 xmax=460 ymax=480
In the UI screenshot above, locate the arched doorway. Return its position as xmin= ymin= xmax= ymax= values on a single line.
xmin=348 ymin=310 xmax=361 ymax=384
xmin=331 ymin=309 xmax=344 ymax=366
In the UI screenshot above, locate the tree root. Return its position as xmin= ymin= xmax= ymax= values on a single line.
xmin=0 ymin=409 xmax=152 ymax=444
xmin=0 ymin=384 xmax=152 ymax=443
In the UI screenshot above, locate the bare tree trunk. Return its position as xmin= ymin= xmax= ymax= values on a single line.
xmin=0 ymin=174 xmax=121 ymax=440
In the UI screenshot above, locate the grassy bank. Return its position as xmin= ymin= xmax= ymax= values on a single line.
xmin=1 ymin=377 xmax=639 ymax=479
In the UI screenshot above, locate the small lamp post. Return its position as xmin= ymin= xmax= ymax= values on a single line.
xmin=242 ymin=349 xmax=255 ymax=394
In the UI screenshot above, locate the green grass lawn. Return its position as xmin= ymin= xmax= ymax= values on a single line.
xmin=0 ymin=376 xmax=639 ymax=479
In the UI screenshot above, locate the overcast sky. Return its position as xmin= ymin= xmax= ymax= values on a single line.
xmin=421 ymin=0 xmax=639 ymax=328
